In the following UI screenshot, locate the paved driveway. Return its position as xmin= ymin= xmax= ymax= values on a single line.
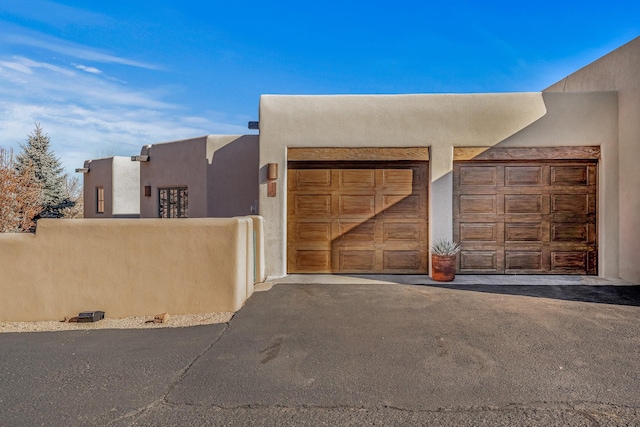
xmin=1 ymin=280 xmax=639 ymax=425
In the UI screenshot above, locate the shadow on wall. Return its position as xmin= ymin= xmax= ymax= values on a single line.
xmin=207 ymin=135 xmax=260 ymax=217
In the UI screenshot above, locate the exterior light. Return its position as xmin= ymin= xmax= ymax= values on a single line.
xmin=267 ymin=163 xmax=278 ymax=197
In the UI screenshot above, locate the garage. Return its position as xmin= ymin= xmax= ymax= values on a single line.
xmin=287 ymin=156 xmax=429 ymax=274
xmin=453 ymin=147 xmax=599 ymax=275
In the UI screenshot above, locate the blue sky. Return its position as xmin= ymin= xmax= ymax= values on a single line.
xmin=0 ymin=1 xmax=638 ymax=172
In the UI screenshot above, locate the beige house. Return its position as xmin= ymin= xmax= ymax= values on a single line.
xmin=135 ymin=135 xmax=259 ymax=218
xmin=81 ymin=135 xmax=260 ymax=219
xmin=80 ymin=36 xmax=640 ymax=285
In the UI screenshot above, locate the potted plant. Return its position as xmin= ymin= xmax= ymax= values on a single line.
xmin=431 ymin=239 xmax=461 ymax=282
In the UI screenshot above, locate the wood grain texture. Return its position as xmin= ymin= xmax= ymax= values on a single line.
xmin=288 ymin=162 xmax=429 ymax=273
xmin=454 ymin=159 xmax=597 ymax=275
xmin=454 ymin=146 xmax=600 ymax=161
xmin=288 ymin=147 xmax=430 ymax=161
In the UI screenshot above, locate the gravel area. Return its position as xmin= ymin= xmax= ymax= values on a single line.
xmin=0 ymin=312 xmax=235 ymax=333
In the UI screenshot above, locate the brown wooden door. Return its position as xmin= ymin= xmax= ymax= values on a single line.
xmin=287 ymin=162 xmax=429 ymax=273
xmin=453 ymin=160 xmax=597 ymax=274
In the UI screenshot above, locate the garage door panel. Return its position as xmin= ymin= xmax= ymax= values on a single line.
xmin=504 ymin=194 xmax=544 ymax=214
xmin=338 ymin=220 xmax=375 ymax=243
xmin=551 ymin=194 xmax=591 ymax=214
xmin=505 ymin=223 xmax=544 ymax=242
xmin=459 ymin=194 xmax=498 ymax=214
xmin=383 ymin=250 xmax=423 ymax=271
xmin=459 ymin=222 xmax=500 ymax=243
xmin=382 ymin=194 xmax=423 ymax=216
xmin=459 ymin=166 xmax=498 ymax=186
xmin=505 ymin=166 xmax=544 ymax=186
xmin=290 ymin=169 xmax=333 ymax=190
xmin=505 ymin=251 xmax=544 ymax=272
xmin=551 ymin=223 xmax=589 ymax=242
xmin=339 ymin=250 xmax=375 ymax=271
xmin=338 ymin=195 xmax=376 ymax=216
xmin=381 ymin=169 xmax=414 ymax=192
xmin=340 ymin=170 xmax=375 ymax=189
xmin=550 ymin=165 xmax=593 ymax=186
xmin=460 ymin=250 xmax=500 ymax=272
xmin=291 ymin=250 xmax=332 ymax=272
xmin=293 ymin=194 xmax=332 ymax=216
xmin=294 ymin=222 xmax=333 ymax=243
xmin=550 ymin=251 xmax=588 ymax=273
xmin=383 ymin=222 xmax=421 ymax=242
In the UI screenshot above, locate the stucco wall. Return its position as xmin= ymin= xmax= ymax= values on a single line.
xmin=206 ymin=135 xmax=260 ymax=217
xmin=139 ymin=135 xmax=259 ymax=218
xmin=544 ymin=36 xmax=640 ymax=284
xmin=112 ymin=157 xmax=140 ymax=217
xmin=258 ymin=92 xmax=618 ymax=279
xmin=0 ymin=218 xmax=262 ymax=321
xmin=82 ymin=157 xmax=114 ymax=218
xmin=139 ymin=137 xmax=208 ymax=218
xmin=82 ymin=157 xmax=140 ymax=218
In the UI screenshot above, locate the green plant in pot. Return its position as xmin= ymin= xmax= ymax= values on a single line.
xmin=431 ymin=239 xmax=461 ymax=282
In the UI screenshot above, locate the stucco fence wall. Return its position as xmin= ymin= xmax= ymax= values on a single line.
xmin=0 ymin=216 xmax=265 ymax=322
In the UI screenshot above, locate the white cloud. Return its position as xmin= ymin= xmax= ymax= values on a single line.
xmin=3 ymin=33 xmax=160 ymax=70
xmin=0 ymin=53 xmax=251 ymax=173
xmin=0 ymin=56 xmax=75 ymax=76
xmin=75 ymin=64 xmax=102 ymax=74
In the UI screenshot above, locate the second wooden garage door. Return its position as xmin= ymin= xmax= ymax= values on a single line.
xmin=453 ymin=158 xmax=597 ymax=274
xmin=288 ymin=162 xmax=429 ymax=274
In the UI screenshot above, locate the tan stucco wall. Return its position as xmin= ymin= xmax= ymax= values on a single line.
xmin=258 ymin=92 xmax=618 ymax=279
xmin=140 ymin=137 xmax=209 ymax=218
xmin=82 ymin=157 xmax=140 ymax=218
xmin=111 ymin=157 xmax=140 ymax=216
xmin=82 ymin=157 xmax=114 ymax=218
xmin=206 ymin=135 xmax=260 ymax=217
xmin=0 ymin=218 xmax=261 ymax=321
xmin=545 ymin=36 xmax=640 ymax=284
xmin=139 ymin=135 xmax=259 ymax=218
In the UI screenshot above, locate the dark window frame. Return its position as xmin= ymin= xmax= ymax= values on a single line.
xmin=96 ymin=187 xmax=105 ymax=214
xmin=159 ymin=187 xmax=188 ymax=218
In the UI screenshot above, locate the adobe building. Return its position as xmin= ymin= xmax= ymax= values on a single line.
xmin=79 ymin=36 xmax=640 ymax=285
xmin=135 ymin=135 xmax=259 ymax=218
xmin=80 ymin=156 xmax=140 ymax=218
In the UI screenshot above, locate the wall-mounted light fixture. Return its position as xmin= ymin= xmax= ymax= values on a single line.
xmin=144 ymin=186 xmax=151 ymax=197
xmin=131 ymin=155 xmax=149 ymax=162
xmin=75 ymin=168 xmax=90 ymax=173
xmin=267 ymin=163 xmax=278 ymax=197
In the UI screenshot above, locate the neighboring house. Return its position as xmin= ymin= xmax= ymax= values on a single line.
xmin=79 ymin=37 xmax=640 ymax=285
xmin=78 ymin=156 xmax=140 ymax=218
xmin=134 ymin=135 xmax=259 ymax=218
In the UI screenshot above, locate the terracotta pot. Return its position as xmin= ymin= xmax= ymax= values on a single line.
xmin=431 ymin=254 xmax=457 ymax=282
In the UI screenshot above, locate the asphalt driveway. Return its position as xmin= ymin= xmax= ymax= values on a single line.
xmin=1 ymin=280 xmax=638 ymax=425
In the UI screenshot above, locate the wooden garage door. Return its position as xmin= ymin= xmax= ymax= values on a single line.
xmin=288 ymin=162 xmax=428 ymax=273
xmin=453 ymin=159 xmax=597 ymax=274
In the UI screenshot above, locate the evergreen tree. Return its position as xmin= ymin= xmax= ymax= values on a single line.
xmin=16 ymin=124 xmax=68 ymax=218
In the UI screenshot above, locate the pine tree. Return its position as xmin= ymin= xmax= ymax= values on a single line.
xmin=16 ymin=124 xmax=68 ymax=218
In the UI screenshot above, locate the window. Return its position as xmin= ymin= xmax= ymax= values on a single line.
xmin=159 ymin=187 xmax=188 ymax=218
xmin=96 ymin=187 xmax=105 ymax=214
